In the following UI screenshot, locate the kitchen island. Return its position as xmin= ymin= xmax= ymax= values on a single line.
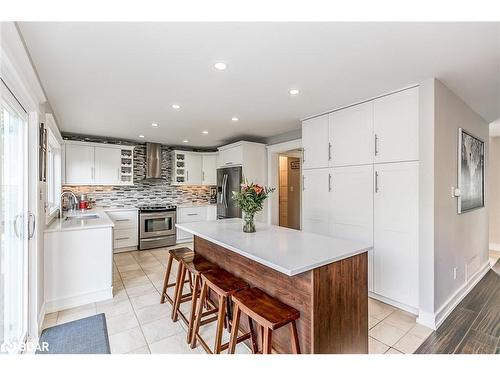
xmin=176 ymin=218 xmax=371 ymax=354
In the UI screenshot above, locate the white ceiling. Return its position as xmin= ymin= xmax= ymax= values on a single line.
xmin=18 ymin=22 xmax=500 ymax=148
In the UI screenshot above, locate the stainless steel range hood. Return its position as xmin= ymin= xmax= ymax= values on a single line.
xmin=145 ymin=142 xmax=162 ymax=179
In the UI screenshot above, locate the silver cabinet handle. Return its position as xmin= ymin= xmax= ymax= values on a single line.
xmin=328 ymin=142 xmax=332 ymax=161
xmin=28 ymin=212 xmax=36 ymax=240
xmin=118 ymin=167 xmax=121 ymax=181
xmin=186 ymin=170 xmax=189 ymax=182
xmin=115 ymin=219 xmax=130 ymax=222
xmin=375 ymin=171 xmax=379 ymax=193
xmin=115 ymin=237 xmax=130 ymax=240
xmin=303 ymin=148 xmax=305 ymax=163
xmin=225 ymin=162 xmax=233 ymax=165
xmin=202 ymin=171 xmax=205 ymax=181
xmin=187 ymin=213 xmax=198 ymax=216
xmin=328 ymin=173 xmax=332 ymax=192
xmin=374 ymin=134 xmax=379 ymax=156
xmin=302 ymin=176 xmax=305 ymax=191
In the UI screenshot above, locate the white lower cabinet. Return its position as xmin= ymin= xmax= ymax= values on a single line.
xmin=177 ymin=205 xmax=216 ymax=243
xmin=105 ymin=209 xmax=139 ymax=252
xmin=373 ymin=161 xmax=419 ymax=309
xmin=302 ymin=169 xmax=330 ymax=235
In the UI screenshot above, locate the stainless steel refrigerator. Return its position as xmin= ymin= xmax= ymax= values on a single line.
xmin=217 ymin=166 xmax=242 ymax=219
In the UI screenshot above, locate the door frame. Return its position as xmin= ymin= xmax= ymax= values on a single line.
xmin=266 ymin=139 xmax=302 ymax=226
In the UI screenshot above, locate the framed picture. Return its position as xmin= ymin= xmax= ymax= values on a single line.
xmin=457 ymin=128 xmax=485 ymax=213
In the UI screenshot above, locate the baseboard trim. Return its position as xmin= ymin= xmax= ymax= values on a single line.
xmin=368 ymin=292 xmax=418 ymax=315
xmin=489 ymin=242 xmax=500 ymax=251
xmin=417 ymin=261 xmax=491 ymax=330
xmin=45 ymin=287 xmax=113 ymax=314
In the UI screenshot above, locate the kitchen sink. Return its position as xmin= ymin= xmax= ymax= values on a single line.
xmin=65 ymin=214 xmax=100 ymax=221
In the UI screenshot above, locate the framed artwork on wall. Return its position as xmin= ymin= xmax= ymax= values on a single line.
xmin=457 ymin=128 xmax=485 ymax=214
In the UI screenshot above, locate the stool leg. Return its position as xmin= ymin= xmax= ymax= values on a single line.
xmin=263 ymin=328 xmax=272 ymax=354
xmin=187 ymin=274 xmax=200 ymax=344
xmin=190 ymin=279 xmax=208 ymax=349
xmin=214 ymin=295 xmax=227 ymax=354
xmin=160 ymin=254 xmax=173 ymax=304
xmin=290 ymin=321 xmax=300 ymax=354
xmin=248 ymin=317 xmax=258 ymax=354
xmin=171 ymin=263 xmax=186 ymax=322
xmin=227 ymin=304 xmax=241 ymax=354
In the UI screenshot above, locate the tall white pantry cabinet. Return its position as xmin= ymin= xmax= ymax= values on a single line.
xmin=302 ymin=86 xmax=419 ymax=311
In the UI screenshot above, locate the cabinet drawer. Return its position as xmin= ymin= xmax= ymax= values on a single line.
xmin=106 ymin=210 xmax=138 ymax=229
xmin=178 ymin=206 xmax=207 ymax=223
xmin=113 ymin=228 xmax=138 ymax=248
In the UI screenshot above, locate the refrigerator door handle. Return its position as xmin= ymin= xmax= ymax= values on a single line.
xmin=223 ymin=174 xmax=229 ymax=208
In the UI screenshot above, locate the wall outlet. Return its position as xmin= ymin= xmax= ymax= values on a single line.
xmin=453 ymin=267 xmax=457 ymax=280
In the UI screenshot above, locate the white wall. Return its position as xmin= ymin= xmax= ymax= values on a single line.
xmin=488 ymin=136 xmax=500 ymax=248
xmin=418 ymin=78 xmax=490 ymax=328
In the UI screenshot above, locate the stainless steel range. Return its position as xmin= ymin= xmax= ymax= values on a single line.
xmin=138 ymin=205 xmax=177 ymax=250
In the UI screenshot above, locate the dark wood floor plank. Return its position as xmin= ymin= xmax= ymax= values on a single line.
xmin=416 ymin=267 xmax=500 ymax=354
xmin=455 ymin=329 xmax=498 ymax=354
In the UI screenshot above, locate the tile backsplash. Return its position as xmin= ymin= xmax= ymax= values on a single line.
xmin=62 ymin=134 xmax=214 ymax=208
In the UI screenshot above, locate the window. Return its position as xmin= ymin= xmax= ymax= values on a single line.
xmin=46 ymin=126 xmax=61 ymax=222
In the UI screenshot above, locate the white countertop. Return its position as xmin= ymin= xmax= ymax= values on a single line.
xmin=45 ymin=209 xmax=114 ymax=233
xmin=176 ymin=219 xmax=372 ymax=276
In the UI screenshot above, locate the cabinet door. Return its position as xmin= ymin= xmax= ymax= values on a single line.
xmin=330 ymin=102 xmax=373 ymax=167
xmin=202 ymin=154 xmax=217 ymax=185
xmin=373 ymin=161 xmax=418 ymax=308
xmin=373 ymin=87 xmax=419 ymax=163
xmin=302 ymin=168 xmax=330 ymax=235
xmin=302 ymin=115 xmax=329 ymax=169
xmin=185 ymin=153 xmax=202 ymax=185
xmin=218 ymin=146 xmax=243 ymax=167
xmin=94 ymin=146 xmax=121 ymax=185
xmin=65 ymin=144 xmax=94 ymax=184
xmin=329 ymin=165 xmax=373 ymax=245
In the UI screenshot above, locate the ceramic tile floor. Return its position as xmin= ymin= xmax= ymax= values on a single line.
xmin=42 ymin=242 xmax=433 ymax=354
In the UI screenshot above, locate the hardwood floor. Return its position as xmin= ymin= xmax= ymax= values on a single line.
xmin=416 ymin=260 xmax=500 ymax=354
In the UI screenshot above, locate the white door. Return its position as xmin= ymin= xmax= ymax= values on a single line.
xmin=329 ymin=165 xmax=373 ymax=245
xmin=302 ymin=115 xmax=329 ymax=169
xmin=185 ymin=153 xmax=202 ymax=185
xmin=1 ymin=82 xmax=29 ymax=352
xmin=202 ymin=154 xmax=217 ymax=185
xmin=330 ymin=101 xmax=374 ymax=167
xmin=373 ymin=161 xmax=419 ymax=308
xmin=94 ymin=146 xmax=121 ymax=185
xmin=65 ymin=144 xmax=94 ymax=184
xmin=373 ymin=87 xmax=419 ymax=164
xmin=302 ymin=168 xmax=330 ymax=235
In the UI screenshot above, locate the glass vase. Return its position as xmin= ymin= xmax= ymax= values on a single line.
xmin=242 ymin=211 xmax=256 ymax=233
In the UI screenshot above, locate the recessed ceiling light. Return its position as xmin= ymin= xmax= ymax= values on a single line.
xmin=202 ymin=130 xmax=209 ymax=134
xmin=214 ymin=62 xmax=227 ymax=71
xmin=183 ymin=139 xmax=189 ymax=143
xmin=172 ymin=104 xmax=181 ymax=110
xmin=289 ymin=89 xmax=300 ymax=96
xmin=151 ymin=123 xmax=158 ymax=127
xmin=231 ymin=117 xmax=239 ymax=122
xmin=138 ymin=134 xmax=145 ymax=138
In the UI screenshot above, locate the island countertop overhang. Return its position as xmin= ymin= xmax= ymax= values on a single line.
xmin=176 ymin=218 xmax=372 ymax=276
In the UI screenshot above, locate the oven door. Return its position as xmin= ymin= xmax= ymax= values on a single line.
xmin=140 ymin=212 xmax=176 ymax=239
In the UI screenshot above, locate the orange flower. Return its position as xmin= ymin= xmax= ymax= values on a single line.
xmin=253 ymin=185 xmax=263 ymax=195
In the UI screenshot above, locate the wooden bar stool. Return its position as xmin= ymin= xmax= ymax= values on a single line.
xmin=160 ymin=247 xmax=194 ymax=306
xmin=171 ymin=254 xmax=219 ymax=343
xmin=190 ymin=268 xmax=258 ymax=354
xmin=228 ymin=287 xmax=301 ymax=354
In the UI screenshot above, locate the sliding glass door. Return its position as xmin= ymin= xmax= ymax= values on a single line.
xmin=0 ymin=80 xmax=29 ymax=353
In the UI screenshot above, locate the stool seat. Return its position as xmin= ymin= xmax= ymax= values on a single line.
xmin=169 ymin=247 xmax=194 ymax=261
xmin=232 ymin=288 xmax=300 ymax=330
xmin=181 ymin=254 xmax=218 ymax=276
xmin=202 ymin=269 xmax=249 ymax=297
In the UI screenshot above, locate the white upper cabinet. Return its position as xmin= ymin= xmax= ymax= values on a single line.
xmin=202 ymin=153 xmax=217 ymax=185
xmin=65 ymin=141 xmax=134 ymax=185
xmin=94 ymin=146 xmax=121 ymax=184
xmin=330 ymin=101 xmax=374 ymax=167
xmin=302 ymin=168 xmax=330 ymax=235
xmin=65 ymin=144 xmax=94 ymax=184
xmin=217 ymin=145 xmax=243 ymax=167
xmin=329 ymin=165 xmax=373 ymax=245
xmin=302 ymin=115 xmax=329 ymax=169
xmin=373 ymin=87 xmax=419 ymax=164
xmin=373 ymin=161 xmax=419 ymax=308
xmin=184 ymin=152 xmax=202 ymax=185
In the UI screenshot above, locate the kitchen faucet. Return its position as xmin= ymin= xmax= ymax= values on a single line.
xmin=60 ymin=191 xmax=78 ymax=212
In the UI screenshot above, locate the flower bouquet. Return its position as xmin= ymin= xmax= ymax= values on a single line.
xmin=232 ymin=181 xmax=275 ymax=233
